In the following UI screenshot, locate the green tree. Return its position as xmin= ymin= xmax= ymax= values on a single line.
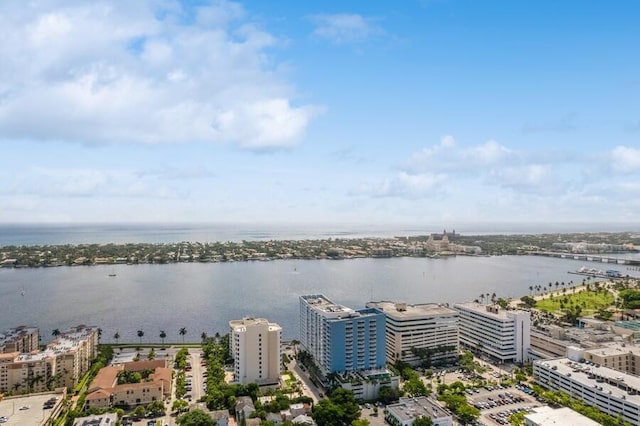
xmin=312 ymin=388 xmax=361 ymax=426
xmin=179 ymin=327 xmax=188 ymax=343
xmin=137 ymin=329 xmax=144 ymax=344
xmin=52 ymin=329 xmax=61 ymax=338
xmin=177 ymin=409 xmax=215 ymax=426
xmin=172 ymin=399 xmax=189 ymax=413
xmin=456 ymin=403 xmax=480 ymax=423
xmin=147 ymin=399 xmax=166 ymax=415
xmin=413 ymin=416 xmax=434 ymax=426
xmin=378 ymin=385 xmax=403 ymax=404
xmin=133 ymin=405 xmax=147 ymax=417
xmin=160 ymin=330 xmax=167 ymax=346
xmin=312 ymin=400 xmax=342 ymax=426
xmin=113 ymin=331 xmax=120 ymax=345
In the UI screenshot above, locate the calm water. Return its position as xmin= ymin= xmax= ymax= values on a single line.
xmin=0 ymin=223 xmax=432 ymax=245
xmin=2 ymin=222 xmax=637 ymax=246
xmin=0 ymin=255 xmax=616 ymax=343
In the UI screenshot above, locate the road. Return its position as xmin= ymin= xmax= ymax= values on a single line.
xmin=188 ymin=348 xmax=205 ymax=401
xmin=288 ymin=357 xmax=322 ymax=404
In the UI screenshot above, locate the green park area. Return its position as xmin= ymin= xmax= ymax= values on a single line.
xmin=536 ymin=289 xmax=614 ymax=316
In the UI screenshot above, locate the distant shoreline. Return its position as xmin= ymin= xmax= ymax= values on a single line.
xmin=1 ymin=231 xmax=639 ymax=269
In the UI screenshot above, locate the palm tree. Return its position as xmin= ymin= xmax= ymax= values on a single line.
xmin=201 ymin=332 xmax=208 ymax=342
xmin=529 ymin=285 xmax=533 ymax=296
xmin=291 ymin=339 xmax=301 ymax=357
xmin=491 ymin=292 xmax=497 ymax=303
xmin=159 ymin=330 xmax=167 ymax=347
xmin=52 ymin=329 xmax=61 ymax=339
xmin=137 ymin=329 xmax=144 ymax=345
xmin=113 ymin=331 xmax=120 ymax=345
xmin=179 ymin=327 xmax=187 ymax=343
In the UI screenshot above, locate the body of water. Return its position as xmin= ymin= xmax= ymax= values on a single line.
xmin=0 ymin=255 xmax=614 ymax=343
xmin=0 ymin=223 xmax=432 ymax=246
xmin=2 ymin=222 xmax=637 ymax=246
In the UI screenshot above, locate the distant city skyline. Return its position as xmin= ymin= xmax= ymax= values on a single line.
xmin=1 ymin=0 xmax=639 ymax=225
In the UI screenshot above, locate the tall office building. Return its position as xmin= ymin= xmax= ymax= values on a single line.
xmin=454 ymin=302 xmax=530 ymax=363
xmin=229 ymin=317 xmax=281 ymax=385
xmin=367 ymin=301 xmax=459 ymax=366
xmin=300 ymin=295 xmax=385 ymax=374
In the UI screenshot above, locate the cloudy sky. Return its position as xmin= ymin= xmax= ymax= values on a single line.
xmin=1 ymin=0 xmax=639 ymax=228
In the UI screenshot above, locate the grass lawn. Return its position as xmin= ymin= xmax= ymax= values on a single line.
xmin=536 ymin=290 xmax=614 ymax=314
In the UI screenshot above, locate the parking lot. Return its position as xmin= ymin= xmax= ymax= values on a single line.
xmin=0 ymin=392 xmax=63 ymax=426
xmin=467 ymin=384 xmax=539 ymax=425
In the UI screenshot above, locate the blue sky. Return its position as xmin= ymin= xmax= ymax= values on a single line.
xmin=1 ymin=0 xmax=639 ymax=229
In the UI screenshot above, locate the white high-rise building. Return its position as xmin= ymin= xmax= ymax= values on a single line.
xmin=454 ymin=302 xmax=530 ymax=363
xmin=367 ymin=301 xmax=459 ymax=366
xmin=229 ymin=318 xmax=281 ymax=385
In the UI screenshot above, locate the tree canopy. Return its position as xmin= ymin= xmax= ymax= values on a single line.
xmin=177 ymin=409 xmax=215 ymax=426
xmin=312 ymin=388 xmax=361 ymax=426
xmin=413 ymin=416 xmax=434 ymax=426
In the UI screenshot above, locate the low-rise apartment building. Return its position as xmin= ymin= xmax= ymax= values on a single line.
xmin=85 ymin=360 xmax=171 ymax=409
xmin=334 ymin=368 xmax=400 ymax=401
xmin=385 ymin=396 xmax=453 ymax=426
xmin=533 ymin=358 xmax=640 ymax=425
xmin=454 ymin=302 xmax=530 ymax=363
xmin=366 ymin=301 xmax=458 ymax=366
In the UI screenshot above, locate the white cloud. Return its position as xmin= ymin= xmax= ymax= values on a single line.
xmin=488 ymin=164 xmax=558 ymax=194
xmin=357 ymin=172 xmax=447 ymax=199
xmin=405 ymin=135 xmax=515 ymax=174
xmin=3 ymin=167 xmax=182 ymax=199
xmin=359 ymin=135 xmax=581 ymax=201
xmin=610 ymin=146 xmax=640 ymax=173
xmin=0 ymin=1 xmax=320 ymax=150
xmin=310 ymin=13 xmax=383 ymax=44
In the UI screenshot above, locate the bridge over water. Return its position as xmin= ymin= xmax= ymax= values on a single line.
xmin=530 ymin=251 xmax=640 ymax=267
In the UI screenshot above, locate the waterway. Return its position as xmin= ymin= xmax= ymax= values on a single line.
xmin=0 ymin=255 xmax=611 ymax=343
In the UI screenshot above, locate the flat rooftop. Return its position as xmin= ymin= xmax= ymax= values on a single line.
xmin=387 ymin=396 xmax=450 ymax=422
xmin=301 ymin=294 xmax=355 ymax=315
xmin=0 ymin=326 xmax=38 ymax=346
xmin=454 ymin=302 xmax=527 ymax=320
xmin=367 ymin=301 xmax=458 ymax=318
xmin=525 ymin=406 xmax=600 ymax=426
xmin=229 ymin=317 xmax=282 ymax=332
xmin=0 ymin=391 xmax=63 ymax=426
xmin=585 ymin=345 xmax=639 ymax=358
xmin=535 ymin=358 xmax=640 ymax=404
